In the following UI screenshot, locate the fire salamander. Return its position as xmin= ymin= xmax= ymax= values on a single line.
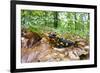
xmin=48 ymin=32 xmax=74 ymax=48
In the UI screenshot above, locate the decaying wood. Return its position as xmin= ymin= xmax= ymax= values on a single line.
xmin=21 ymin=32 xmax=89 ymax=63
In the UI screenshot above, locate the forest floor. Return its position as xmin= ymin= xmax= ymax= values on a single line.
xmin=21 ymin=32 xmax=89 ymax=63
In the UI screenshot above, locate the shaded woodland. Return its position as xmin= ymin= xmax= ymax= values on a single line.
xmin=21 ymin=10 xmax=90 ymax=63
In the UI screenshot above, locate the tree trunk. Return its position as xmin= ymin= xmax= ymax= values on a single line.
xmin=54 ymin=12 xmax=58 ymax=28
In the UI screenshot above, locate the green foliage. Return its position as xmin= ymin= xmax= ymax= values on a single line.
xmin=21 ymin=10 xmax=90 ymax=39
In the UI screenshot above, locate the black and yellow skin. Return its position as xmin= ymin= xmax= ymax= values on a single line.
xmin=48 ymin=33 xmax=74 ymax=48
